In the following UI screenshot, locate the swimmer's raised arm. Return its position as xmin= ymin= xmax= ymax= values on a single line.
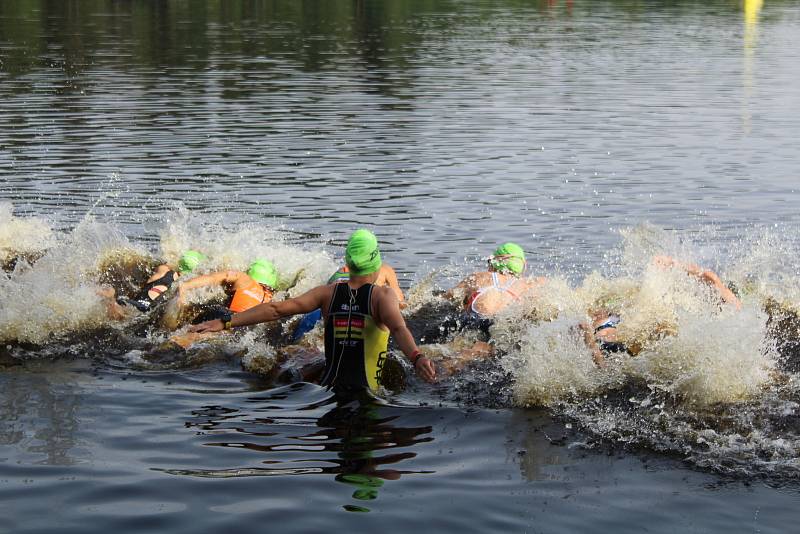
xmin=146 ymin=264 xmax=173 ymax=283
xmin=697 ymin=269 xmax=741 ymax=310
xmin=523 ymin=276 xmax=548 ymax=295
xmin=176 ymin=270 xmax=243 ymax=306
xmin=179 ymin=270 xmax=241 ymax=292
xmin=652 ymin=256 xmax=741 ymax=310
xmin=444 ymin=275 xmax=476 ymax=303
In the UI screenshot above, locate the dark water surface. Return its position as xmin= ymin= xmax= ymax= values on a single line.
xmin=2 ymin=360 xmax=798 ymax=534
xmin=3 ymin=0 xmax=800 ymax=532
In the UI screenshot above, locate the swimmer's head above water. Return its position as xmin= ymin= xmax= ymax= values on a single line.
xmin=345 ymin=229 xmax=382 ymax=276
xmin=247 ymin=258 xmax=278 ymax=290
xmin=177 ymin=250 xmax=205 ymax=274
xmin=488 ymin=242 xmax=526 ymax=275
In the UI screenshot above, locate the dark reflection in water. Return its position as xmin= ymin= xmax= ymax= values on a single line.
xmin=311 ymin=400 xmax=433 ymax=512
xmin=169 ymin=384 xmax=433 ymax=512
xmin=0 ymin=364 xmax=84 ymax=466
xmin=2 ymin=364 xmax=800 ymax=533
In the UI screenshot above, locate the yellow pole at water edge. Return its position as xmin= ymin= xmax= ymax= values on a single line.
xmin=744 ymin=0 xmax=763 ymax=28
xmin=742 ymin=0 xmax=763 ymax=133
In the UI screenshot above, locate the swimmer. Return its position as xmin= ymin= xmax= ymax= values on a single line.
xmin=292 ymin=262 xmax=406 ymax=341
xmin=99 ymin=250 xmax=206 ymax=318
xmin=168 ymin=258 xmax=278 ymax=348
xmin=412 ymin=243 xmax=545 ymax=373
xmin=581 ymin=255 xmax=742 ymax=367
xmin=190 ymin=229 xmax=436 ymax=393
xmin=578 ymin=309 xmax=627 ymax=368
xmin=438 ymin=242 xmax=546 ymax=341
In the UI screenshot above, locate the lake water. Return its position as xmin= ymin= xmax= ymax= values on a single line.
xmin=2 ymin=0 xmax=800 ymax=532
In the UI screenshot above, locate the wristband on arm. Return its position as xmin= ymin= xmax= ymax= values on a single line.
xmin=220 ymin=310 xmax=234 ymax=330
xmin=409 ymin=350 xmax=422 ymax=367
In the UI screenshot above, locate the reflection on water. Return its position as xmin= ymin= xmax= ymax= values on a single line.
xmin=169 ymin=384 xmax=433 ymax=512
xmin=3 ymin=0 xmax=800 ymax=262
xmin=317 ymin=401 xmax=433 ymax=512
xmin=504 ymin=408 xmax=570 ymax=482
xmin=0 ymin=362 xmax=85 ymax=466
xmin=742 ymin=0 xmax=763 ymax=134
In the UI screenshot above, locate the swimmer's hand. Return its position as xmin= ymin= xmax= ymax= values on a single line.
xmin=189 ymin=319 xmax=224 ymax=333
xmin=415 ymin=356 xmax=436 ymax=383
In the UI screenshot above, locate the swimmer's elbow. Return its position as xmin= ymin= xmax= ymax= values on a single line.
xmin=388 ymin=323 xmax=403 ymax=336
xmin=388 ymin=323 xmax=411 ymax=340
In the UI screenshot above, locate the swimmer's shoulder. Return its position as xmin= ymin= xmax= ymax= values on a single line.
xmin=471 ymin=271 xmax=494 ymax=284
xmin=379 ymin=263 xmax=397 ymax=276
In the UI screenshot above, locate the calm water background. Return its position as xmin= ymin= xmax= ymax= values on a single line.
xmin=2 ymin=0 xmax=800 ymax=532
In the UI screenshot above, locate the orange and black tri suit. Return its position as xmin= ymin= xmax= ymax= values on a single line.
xmin=191 ymin=278 xmax=272 ymax=325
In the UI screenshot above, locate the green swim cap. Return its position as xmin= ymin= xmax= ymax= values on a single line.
xmin=345 ymin=229 xmax=382 ymax=276
xmin=247 ymin=259 xmax=278 ymax=289
xmin=177 ymin=250 xmax=205 ymax=273
xmin=489 ymin=242 xmax=526 ymax=275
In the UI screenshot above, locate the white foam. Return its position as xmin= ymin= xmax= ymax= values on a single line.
xmin=0 ymin=203 xmax=55 ymax=264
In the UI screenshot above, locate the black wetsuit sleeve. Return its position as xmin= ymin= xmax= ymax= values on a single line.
xmin=125 ymin=270 xmax=177 ymax=311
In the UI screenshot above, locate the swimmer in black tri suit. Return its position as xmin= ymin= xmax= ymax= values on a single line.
xmin=189 ymin=229 xmax=436 ymax=393
xmin=292 ymin=262 xmax=407 ymax=342
xmin=121 ymin=250 xmax=204 ymax=312
xmin=99 ymin=250 xmax=206 ymax=318
xmin=578 ymin=310 xmax=627 ymax=367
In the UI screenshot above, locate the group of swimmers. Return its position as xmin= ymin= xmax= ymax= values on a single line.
xmin=103 ymin=228 xmax=743 ymax=396
xmin=101 ymin=252 xmax=279 ymax=343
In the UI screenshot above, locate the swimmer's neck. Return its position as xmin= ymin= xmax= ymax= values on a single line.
xmin=347 ymin=272 xmax=379 ymax=289
xmin=487 ymin=268 xmax=516 ymax=277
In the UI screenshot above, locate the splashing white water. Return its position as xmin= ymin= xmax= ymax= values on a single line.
xmin=0 ymin=203 xmax=55 ymax=265
xmin=0 ymin=215 xmax=138 ymax=344
xmin=0 ymin=207 xmax=337 ymax=346
xmin=157 ymin=206 xmax=336 ymax=293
